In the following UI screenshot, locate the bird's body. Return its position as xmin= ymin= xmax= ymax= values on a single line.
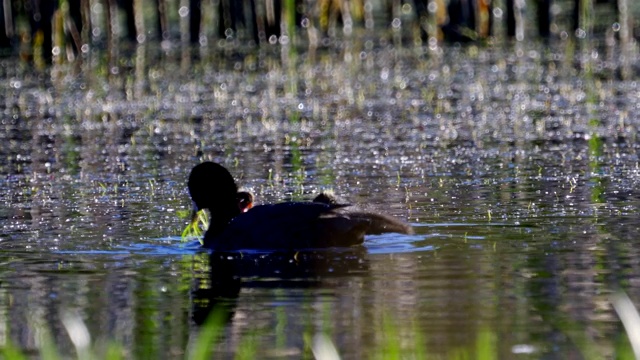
xmin=188 ymin=162 xmax=413 ymax=251
xmin=204 ymin=201 xmax=368 ymax=250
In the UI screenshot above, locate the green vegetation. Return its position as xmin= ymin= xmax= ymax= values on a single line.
xmin=5 ymin=291 xmax=638 ymax=360
xmin=0 ymin=311 xmax=496 ymax=359
xmin=180 ymin=209 xmax=209 ymax=244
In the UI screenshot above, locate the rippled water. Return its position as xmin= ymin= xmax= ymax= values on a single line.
xmin=1 ymin=39 xmax=640 ymax=358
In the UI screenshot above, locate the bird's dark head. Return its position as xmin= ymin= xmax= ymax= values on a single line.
xmin=188 ymin=162 xmax=239 ymax=213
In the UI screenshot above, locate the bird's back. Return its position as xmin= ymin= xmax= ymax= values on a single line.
xmin=204 ymin=202 xmax=368 ymax=251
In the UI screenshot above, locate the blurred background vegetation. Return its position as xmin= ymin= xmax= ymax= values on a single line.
xmin=0 ymin=0 xmax=637 ymax=66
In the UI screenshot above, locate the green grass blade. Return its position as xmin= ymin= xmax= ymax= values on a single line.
xmin=188 ymin=309 xmax=225 ymax=360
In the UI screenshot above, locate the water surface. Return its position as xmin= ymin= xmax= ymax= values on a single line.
xmin=1 ymin=40 xmax=640 ymax=358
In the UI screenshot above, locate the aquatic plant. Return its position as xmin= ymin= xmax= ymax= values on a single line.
xmin=180 ymin=209 xmax=209 ymax=244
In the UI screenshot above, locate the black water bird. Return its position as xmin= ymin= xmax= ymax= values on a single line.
xmin=188 ymin=162 xmax=413 ymax=250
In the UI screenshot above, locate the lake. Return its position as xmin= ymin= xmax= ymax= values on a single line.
xmin=1 ymin=37 xmax=639 ymax=358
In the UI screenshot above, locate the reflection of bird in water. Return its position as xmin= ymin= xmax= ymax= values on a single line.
xmin=187 ymin=162 xmax=413 ymax=251
xmin=191 ymin=248 xmax=369 ymax=326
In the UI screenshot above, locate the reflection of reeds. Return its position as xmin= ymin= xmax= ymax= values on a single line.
xmin=0 ymin=307 xmax=504 ymax=359
xmin=1 ymin=311 xmax=126 ymax=360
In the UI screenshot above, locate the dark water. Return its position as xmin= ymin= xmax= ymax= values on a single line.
xmin=1 ymin=39 xmax=640 ymax=358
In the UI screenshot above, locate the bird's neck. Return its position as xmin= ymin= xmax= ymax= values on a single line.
xmin=207 ymin=205 xmax=240 ymax=236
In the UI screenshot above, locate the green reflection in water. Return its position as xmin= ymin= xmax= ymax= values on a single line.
xmin=1 ymin=301 xmax=637 ymax=359
xmin=133 ymin=278 xmax=160 ymax=360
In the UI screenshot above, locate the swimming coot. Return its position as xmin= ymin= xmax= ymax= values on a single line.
xmin=188 ymin=162 xmax=413 ymax=251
